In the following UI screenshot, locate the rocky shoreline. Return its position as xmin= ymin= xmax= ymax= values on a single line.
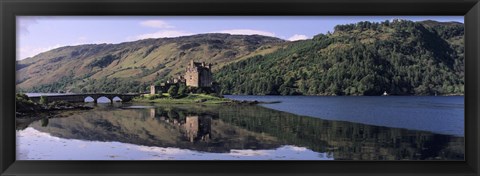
xmin=16 ymin=103 xmax=92 ymax=118
xmin=16 ymin=94 xmax=92 ymax=118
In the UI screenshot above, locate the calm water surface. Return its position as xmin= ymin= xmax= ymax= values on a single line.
xmin=16 ymin=95 xmax=464 ymax=160
xmin=226 ymin=95 xmax=464 ymax=136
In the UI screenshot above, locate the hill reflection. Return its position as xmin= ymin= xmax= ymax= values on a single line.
xmin=20 ymin=104 xmax=464 ymax=160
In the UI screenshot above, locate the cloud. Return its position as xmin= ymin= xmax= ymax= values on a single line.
xmin=17 ymin=18 xmax=39 ymax=35
xmin=287 ymin=34 xmax=309 ymax=41
xmin=283 ymin=145 xmax=307 ymax=151
xmin=228 ymin=149 xmax=268 ymax=156
xmin=77 ymin=36 xmax=88 ymax=42
xmin=214 ymin=29 xmax=276 ymax=37
xmin=132 ymin=30 xmax=194 ymax=40
xmin=134 ymin=20 xmax=186 ymax=39
xmin=140 ymin=20 xmax=174 ymax=29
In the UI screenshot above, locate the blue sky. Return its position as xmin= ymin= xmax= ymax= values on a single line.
xmin=17 ymin=16 xmax=463 ymax=60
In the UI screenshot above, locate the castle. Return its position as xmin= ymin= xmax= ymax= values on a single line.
xmin=185 ymin=60 xmax=213 ymax=87
xmin=150 ymin=60 xmax=214 ymax=95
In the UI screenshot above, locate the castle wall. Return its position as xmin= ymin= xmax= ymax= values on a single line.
xmin=199 ymin=69 xmax=213 ymax=87
xmin=185 ymin=69 xmax=200 ymax=87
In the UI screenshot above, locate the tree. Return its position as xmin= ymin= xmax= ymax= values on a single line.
xmin=168 ymin=85 xmax=178 ymax=98
xmin=39 ymin=96 xmax=48 ymax=105
xmin=178 ymin=84 xmax=187 ymax=96
xmin=156 ymin=90 xmax=163 ymax=95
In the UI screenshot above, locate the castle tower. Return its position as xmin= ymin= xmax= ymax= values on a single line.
xmin=185 ymin=60 xmax=213 ymax=87
xmin=185 ymin=116 xmax=199 ymax=142
xmin=185 ymin=61 xmax=200 ymax=87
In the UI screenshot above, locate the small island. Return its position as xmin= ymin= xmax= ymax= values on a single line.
xmin=133 ymin=93 xmax=276 ymax=105
xmin=133 ymin=60 xmax=268 ymax=105
xmin=134 ymin=93 xmax=231 ymax=104
xmin=132 ymin=60 xmax=229 ymax=104
xmin=138 ymin=61 xmax=226 ymax=104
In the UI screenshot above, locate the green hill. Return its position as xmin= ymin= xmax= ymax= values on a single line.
xmin=16 ymin=33 xmax=285 ymax=93
xmin=215 ymin=20 xmax=464 ymax=96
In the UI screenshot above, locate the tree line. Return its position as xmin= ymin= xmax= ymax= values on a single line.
xmin=215 ymin=20 xmax=464 ymax=96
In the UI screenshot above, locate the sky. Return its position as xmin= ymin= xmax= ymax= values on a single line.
xmin=16 ymin=16 xmax=464 ymax=60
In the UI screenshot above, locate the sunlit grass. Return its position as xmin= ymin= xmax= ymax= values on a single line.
xmin=133 ymin=93 xmax=231 ymax=104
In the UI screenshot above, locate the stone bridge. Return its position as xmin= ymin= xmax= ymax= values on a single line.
xmin=29 ymin=93 xmax=140 ymax=104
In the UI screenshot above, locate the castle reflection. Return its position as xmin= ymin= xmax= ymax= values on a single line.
xmin=149 ymin=108 xmax=212 ymax=143
xmin=185 ymin=116 xmax=211 ymax=142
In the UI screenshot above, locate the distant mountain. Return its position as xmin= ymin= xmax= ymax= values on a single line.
xmin=16 ymin=33 xmax=285 ymax=93
xmin=215 ymin=20 xmax=464 ymax=95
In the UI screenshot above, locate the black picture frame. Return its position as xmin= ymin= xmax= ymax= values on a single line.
xmin=1 ymin=0 xmax=479 ymax=175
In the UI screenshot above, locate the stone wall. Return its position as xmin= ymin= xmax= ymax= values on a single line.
xmin=199 ymin=69 xmax=213 ymax=87
xmin=185 ymin=69 xmax=200 ymax=87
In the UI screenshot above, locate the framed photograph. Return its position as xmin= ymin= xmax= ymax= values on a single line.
xmin=1 ymin=0 xmax=479 ymax=175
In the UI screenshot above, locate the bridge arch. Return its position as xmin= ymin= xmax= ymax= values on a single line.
xmin=112 ymin=96 xmax=122 ymax=102
xmin=29 ymin=93 xmax=139 ymax=104
xmin=96 ymin=96 xmax=112 ymax=103
xmin=84 ymin=96 xmax=95 ymax=103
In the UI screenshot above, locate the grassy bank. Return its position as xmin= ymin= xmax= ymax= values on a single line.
xmin=133 ymin=93 xmax=233 ymax=104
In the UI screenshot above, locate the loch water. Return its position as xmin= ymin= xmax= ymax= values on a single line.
xmin=16 ymin=96 xmax=464 ymax=160
xmin=226 ymin=95 xmax=465 ymax=136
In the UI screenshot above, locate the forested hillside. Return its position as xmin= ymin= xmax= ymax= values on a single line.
xmin=215 ymin=20 xmax=464 ymax=95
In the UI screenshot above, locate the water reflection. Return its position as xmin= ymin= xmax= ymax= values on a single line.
xmin=185 ymin=116 xmax=212 ymax=142
xmin=16 ymin=103 xmax=464 ymax=160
